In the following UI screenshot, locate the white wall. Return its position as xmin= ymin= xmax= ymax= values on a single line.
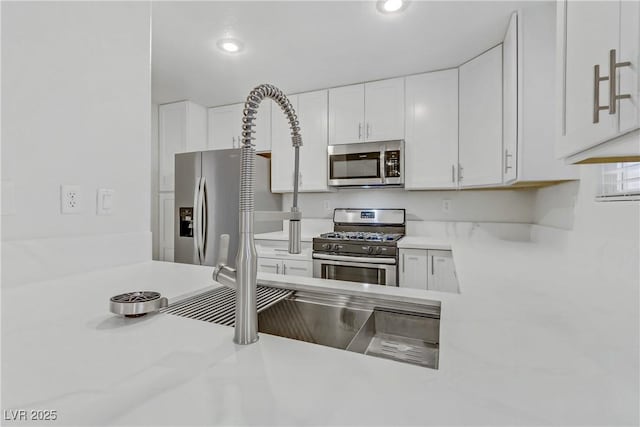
xmin=284 ymin=188 xmax=536 ymax=223
xmin=1 ymin=2 xmax=152 ymax=284
xmin=151 ymin=103 xmax=160 ymax=260
xmin=533 ymin=165 xmax=639 ymax=278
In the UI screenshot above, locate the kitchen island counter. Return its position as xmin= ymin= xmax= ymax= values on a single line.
xmin=2 ymin=234 xmax=637 ymax=426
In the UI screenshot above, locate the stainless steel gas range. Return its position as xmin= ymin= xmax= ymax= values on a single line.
xmin=312 ymin=208 xmax=405 ymax=286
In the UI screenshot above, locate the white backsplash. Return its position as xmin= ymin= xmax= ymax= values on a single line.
xmin=283 ymin=187 xmax=536 ymax=223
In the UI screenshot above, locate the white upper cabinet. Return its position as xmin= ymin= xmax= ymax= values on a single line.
xmin=208 ymin=102 xmax=272 ymax=152
xmin=253 ymin=100 xmax=272 ymax=152
xmin=459 ymin=45 xmax=503 ymax=187
xmin=158 ymin=101 xmax=207 ymax=192
xmin=329 ymin=78 xmax=405 ymax=144
xmin=502 ymin=12 xmax=518 ymax=184
xmin=271 ymin=91 xmax=329 ymax=193
xmin=271 ymin=98 xmax=296 ymax=192
xmin=504 ymin=5 xmax=579 ymax=183
xmin=329 ymin=84 xmax=365 ymax=144
xmin=405 ymin=69 xmax=459 ymax=189
xmin=208 ymin=103 xmax=243 ymax=150
xmin=364 ymin=77 xmax=405 ymax=141
xmin=297 ymin=90 xmax=329 ymax=191
xmin=556 ymin=0 xmax=639 ymax=161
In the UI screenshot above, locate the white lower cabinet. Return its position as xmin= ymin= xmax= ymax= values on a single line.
xmin=257 ymin=257 xmax=313 ymax=278
xmin=255 ymin=239 xmax=313 ymax=278
xmin=399 ymin=248 xmax=459 ymax=293
xmin=399 ymin=249 xmax=428 ymax=290
xmin=158 ymin=193 xmax=175 ymax=262
xmin=427 ymin=250 xmax=459 ymax=293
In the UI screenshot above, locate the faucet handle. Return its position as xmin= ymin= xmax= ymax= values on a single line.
xmin=217 ymin=234 xmax=230 ymax=266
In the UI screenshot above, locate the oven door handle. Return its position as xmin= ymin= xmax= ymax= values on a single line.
xmin=312 ymin=253 xmax=396 ymax=265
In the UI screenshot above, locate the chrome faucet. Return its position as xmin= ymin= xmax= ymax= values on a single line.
xmin=212 ymin=84 xmax=302 ymax=345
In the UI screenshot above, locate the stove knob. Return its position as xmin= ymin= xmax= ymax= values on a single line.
xmin=321 ymin=243 xmax=331 ymax=250
xmin=375 ymin=247 xmax=383 ymax=254
xmin=362 ymin=246 xmax=374 ymax=254
xmin=332 ymin=244 xmax=343 ymax=251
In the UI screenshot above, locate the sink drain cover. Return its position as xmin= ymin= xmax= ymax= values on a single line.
xmin=110 ymin=291 xmax=168 ymax=317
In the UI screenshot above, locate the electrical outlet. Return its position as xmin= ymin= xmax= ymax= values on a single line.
xmin=442 ymin=199 xmax=452 ymax=213
xmin=61 ymin=185 xmax=81 ymax=214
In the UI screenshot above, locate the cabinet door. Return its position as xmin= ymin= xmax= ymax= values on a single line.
xmin=257 ymin=258 xmax=282 ymax=275
xmin=459 ymin=45 xmax=503 ymax=187
xmin=503 ymin=12 xmax=518 ymax=183
xmin=271 ymin=97 xmax=298 ymax=192
xmin=557 ymin=1 xmax=619 ymax=157
xmin=159 ymin=193 xmax=175 ymax=262
xmin=159 ymin=102 xmax=187 ymax=192
xmin=298 ymin=90 xmax=329 ymax=191
xmin=399 ymin=249 xmax=428 ymax=290
xmin=185 ymin=101 xmax=208 ymax=153
xmin=208 ymin=104 xmax=243 ymax=150
xmin=427 ymin=250 xmax=459 ymax=293
xmin=618 ymin=0 xmax=640 ymax=133
xmin=254 ymin=100 xmax=272 ymax=152
xmin=405 ymin=70 xmax=459 ymax=189
xmin=365 ymin=77 xmax=405 ymax=141
xmin=283 ymin=259 xmax=313 ymax=277
xmin=329 ymin=84 xmax=365 ymax=144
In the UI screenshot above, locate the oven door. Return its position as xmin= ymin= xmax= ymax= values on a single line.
xmin=313 ymin=255 xmax=397 ymax=286
xmin=328 ymin=150 xmax=383 ymax=187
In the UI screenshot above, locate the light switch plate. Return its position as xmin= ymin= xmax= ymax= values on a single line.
xmin=61 ymin=185 xmax=81 ymax=214
xmin=97 ymin=189 xmax=115 ymax=215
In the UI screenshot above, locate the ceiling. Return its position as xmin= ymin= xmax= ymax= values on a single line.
xmin=152 ymin=1 xmax=542 ymax=107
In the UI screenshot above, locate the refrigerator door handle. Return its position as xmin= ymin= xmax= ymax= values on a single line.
xmin=200 ymin=177 xmax=208 ymax=261
xmin=193 ymin=176 xmax=201 ymax=264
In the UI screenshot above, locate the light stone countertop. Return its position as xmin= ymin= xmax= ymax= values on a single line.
xmin=1 ymin=235 xmax=637 ymax=426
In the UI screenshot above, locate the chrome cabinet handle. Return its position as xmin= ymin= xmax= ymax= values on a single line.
xmin=504 ymin=149 xmax=513 ymax=173
xmin=276 ymin=264 xmax=279 ymax=274
xmin=593 ymin=64 xmax=610 ymax=123
xmin=608 ymin=48 xmax=632 ymax=115
xmin=431 ymin=256 xmax=434 ymax=275
xmin=232 ymin=136 xmax=235 ymax=148
xmin=283 ymin=264 xmax=287 ymax=275
xmin=402 ymin=253 xmax=405 ymax=273
xmin=458 ymin=163 xmax=464 ymax=182
xmin=366 ymin=123 xmax=371 ymax=139
xmin=358 ymin=123 xmax=362 ymax=140
xmin=451 ymin=164 xmax=455 ymax=183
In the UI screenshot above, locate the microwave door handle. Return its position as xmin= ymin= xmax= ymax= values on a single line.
xmin=380 ymin=150 xmax=386 ymax=184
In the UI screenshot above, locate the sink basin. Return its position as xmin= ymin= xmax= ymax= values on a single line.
xmin=258 ymin=298 xmax=372 ymax=349
xmin=345 ymin=309 xmax=439 ymax=368
xmin=258 ymin=290 xmax=440 ymax=369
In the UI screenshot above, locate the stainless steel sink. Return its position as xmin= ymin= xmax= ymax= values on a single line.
xmin=258 ymin=290 xmax=440 ymax=369
xmin=164 ymin=286 xmax=440 ymax=369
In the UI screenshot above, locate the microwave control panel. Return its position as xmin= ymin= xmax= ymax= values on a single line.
xmin=385 ymin=150 xmax=401 ymax=177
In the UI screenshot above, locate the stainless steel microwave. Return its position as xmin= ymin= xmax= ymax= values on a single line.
xmin=327 ymin=140 xmax=404 ymax=187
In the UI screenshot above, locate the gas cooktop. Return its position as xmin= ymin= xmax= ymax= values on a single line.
xmin=317 ymin=231 xmax=404 ymax=243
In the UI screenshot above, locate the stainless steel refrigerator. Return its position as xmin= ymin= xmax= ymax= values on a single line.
xmin=174 ymin=149 xmax=282 ymax=266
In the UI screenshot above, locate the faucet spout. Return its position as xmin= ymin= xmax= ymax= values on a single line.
xmin=212 ymin=84 xmax=303 ymax=345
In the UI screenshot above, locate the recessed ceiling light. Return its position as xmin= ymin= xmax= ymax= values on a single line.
xmin=217 ymin=38 xmax=244 ymax=54
xmin=377 ymin=0 xmax=409 ymax=14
